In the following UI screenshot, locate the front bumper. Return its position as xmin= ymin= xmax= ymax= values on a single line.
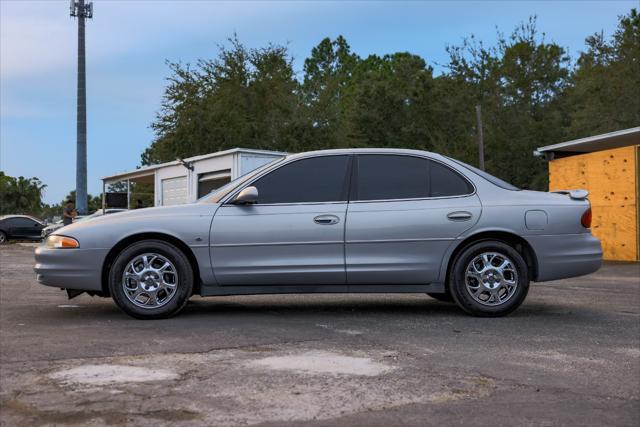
xmin=34 ymin=245 xmax=108 ymax=291
xmin=525 ymin=233 xmax=603 ymax=282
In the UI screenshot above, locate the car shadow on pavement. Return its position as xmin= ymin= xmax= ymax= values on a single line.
xmin=27 ymin=294 xmax=596 ymax=323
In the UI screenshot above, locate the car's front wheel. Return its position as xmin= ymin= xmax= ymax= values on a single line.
xmin=0 ymin=231 xmax=6 ymax=244
xmin=449 ymin=240 xmax=529 ymax=317
xmin=108 ymin=240 xmax=193 ymax=319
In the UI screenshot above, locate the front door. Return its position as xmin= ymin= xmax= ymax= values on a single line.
xmin=10 ymin=217 xmax=42 ymax=239
xmin=210 ymin=155 xmax=352 ymax=285
xmin=345 ymin=154 xmax=481 ymax=285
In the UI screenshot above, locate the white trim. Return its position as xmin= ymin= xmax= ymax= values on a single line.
xmin=534 ymin=127 xmax=640 ymax=156
xmin=101 ymin=147 xmax=286 ymax=182
xmin=199 ymin=170 xmax=231 ymax=182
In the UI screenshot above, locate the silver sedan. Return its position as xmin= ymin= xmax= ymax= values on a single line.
xmin=34 ymin=149 xmax=602 ymax=319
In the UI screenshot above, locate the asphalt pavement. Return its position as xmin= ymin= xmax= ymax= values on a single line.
xmin=1 ymin=244 xmax=639 ymax=426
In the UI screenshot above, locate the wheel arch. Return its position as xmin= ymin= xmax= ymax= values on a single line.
xmin=443 ymin=230 xmax=539 ymax=287
xmin=100 ymin=232 xmax=202 ymax=296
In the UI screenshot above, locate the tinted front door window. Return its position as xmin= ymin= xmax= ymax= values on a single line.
xmin=252 ymin=156 xmax=350 ymax=204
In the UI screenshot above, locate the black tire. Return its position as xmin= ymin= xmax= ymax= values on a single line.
xmin=108 ymin=239 xmax=193 ymax=319
xmin=426 ymin=292 xmax=454 ymax=302
xmin=0 ymin=231 xmax=6 ymax=244
xmin=449 ymin=240 xmax=529 ymax=317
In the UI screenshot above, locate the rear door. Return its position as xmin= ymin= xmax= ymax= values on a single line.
xmin=211 ymin=155 xmax=352 ymax=286
xmin=345 ymin=154 xmax=481 ymax=285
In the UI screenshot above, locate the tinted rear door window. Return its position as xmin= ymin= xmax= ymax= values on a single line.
xmin=355 ymin=155 xmax=430 ymax=200
xmin=355 ymin=155 xmax=472 ymax=201
xmin=252 ymin=155 xmax=350 ymax=204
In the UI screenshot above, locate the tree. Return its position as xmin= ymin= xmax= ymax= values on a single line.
xmin=346 ymin=52 xmax=437 ymax=150
xmin=0 ymin=172 xmax=47 ymax=216
xmin=143 ymin=36 xmax=299 ymax=164
xmin=140 ymin=10 xmax=638 ymax=191
xmin=564 ymin=8 xmax=640 ymax=138
xmin=443 ymin=17 xmax=570 ymax=189
xmin=299 ymin=36 xmax=359 ymax=150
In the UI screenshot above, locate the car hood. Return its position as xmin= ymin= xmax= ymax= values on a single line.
xmin=50 ymin=203 xmax=220 ymax=249
xmin=69 ymin=203 xmax=217 ymax=226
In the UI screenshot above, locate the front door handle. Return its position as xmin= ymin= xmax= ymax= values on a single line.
xmin=447 ymin=211 xmax=472 ymax=221
xmin=314 ymin=214 xmax=340 ymax=225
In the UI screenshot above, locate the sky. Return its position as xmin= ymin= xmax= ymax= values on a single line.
xmin=1 ymin=0 xmax=636 ymax=204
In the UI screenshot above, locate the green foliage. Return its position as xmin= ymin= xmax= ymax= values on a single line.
xmin=60 ymin=190 xmax=103 ymax=213
xmin=107 ymin=182 xmax=154 ymax=208
xmin=142 ymin=10 xmax=639 ymax=191
xmin=444 ymin=16 xmax=571 ymax=189
xmin=142 ymin=35 xmax=300 ymax=164
xmin=564 ymin=8 xmax=640 ymax=138
xmin=0 ymin=171 xmax=47 ymax=216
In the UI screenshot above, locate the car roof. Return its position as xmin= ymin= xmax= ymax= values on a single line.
xmin=0 ymin=214 xmax=42 ymax=223
xmin=284 ymin=148 xmax=439 ymax=161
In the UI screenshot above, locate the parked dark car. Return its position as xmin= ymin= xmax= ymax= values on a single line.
xmin=0 ymin=215 xmax=45 ymax=244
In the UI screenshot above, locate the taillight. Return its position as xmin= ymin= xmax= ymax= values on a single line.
xmin=581 ymin=207 xmax=592 ymax=228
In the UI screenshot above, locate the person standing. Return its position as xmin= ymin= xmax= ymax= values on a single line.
xmin=62 ymin=200 xmax=77 ymax=226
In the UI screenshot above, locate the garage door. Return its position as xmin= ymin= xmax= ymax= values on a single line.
xmin=161 ymin=176 xmax=187 ymax=206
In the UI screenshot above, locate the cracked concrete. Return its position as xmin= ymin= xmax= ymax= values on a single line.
xmin=1 ymin=244 xmax=639 ymax=426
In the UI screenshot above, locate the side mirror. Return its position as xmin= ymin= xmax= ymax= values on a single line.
xmin=233 ymin=186 xmax=258 ymax=205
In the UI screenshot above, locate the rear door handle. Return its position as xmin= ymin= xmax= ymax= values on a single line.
xmin=447 ymin=211 xmax=472 ymax=221
xmin=314 ymin=214 xmax=340 ymax=225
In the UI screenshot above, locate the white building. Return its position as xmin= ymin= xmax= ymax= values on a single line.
xmin=101 ymin=148 xmax=286 ymax=208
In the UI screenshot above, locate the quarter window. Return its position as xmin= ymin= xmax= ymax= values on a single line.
xmin=355 ymin=155 xmax=472 ymax=201
xmin=429 ymin=161 xmax=474 ymax=197
xmin=251 ymin=156 xmax=350 ymax=204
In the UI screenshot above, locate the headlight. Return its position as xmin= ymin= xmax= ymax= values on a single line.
xmin=45 ymin=235 xmax=80 ymax=249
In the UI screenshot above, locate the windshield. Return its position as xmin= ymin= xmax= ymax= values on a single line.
xmin=447 ymin=157 xmax=520 ymax=191
xmin=197 ymin=157 xmax=285 ymax=203
xmin=76 ymin=212 xmax=103 ymax=221
xmin=76 ymin=211 xmax=104 ymax=222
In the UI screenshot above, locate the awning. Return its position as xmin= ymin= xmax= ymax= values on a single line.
xmin=198 ymin=170 xmax=231 ymax=182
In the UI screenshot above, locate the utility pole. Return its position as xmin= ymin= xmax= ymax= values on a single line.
xmin=70 ymin=0 xmax=93 ymax=214
xmin=475 ymin=104 xmax=485 ymax=171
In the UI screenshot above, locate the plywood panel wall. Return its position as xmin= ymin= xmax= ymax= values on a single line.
xmin=548 ymin=145 xmax=639 ymax=261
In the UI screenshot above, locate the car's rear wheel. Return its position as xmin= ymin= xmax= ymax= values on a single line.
xmin=108 ymin=240 xmax=193 ymax=319
xmin=0 ymin=231 xmax=6 ymax=244
xmin=449 ymin=240 xmax=529 ymax=317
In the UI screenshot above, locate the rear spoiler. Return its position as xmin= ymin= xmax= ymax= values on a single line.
xmin=551 ymin=189 xmax=589 ymax=200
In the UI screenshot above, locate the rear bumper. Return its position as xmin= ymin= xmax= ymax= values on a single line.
xmin=34 ymin=246 xmax=107 ymax=291
xmin=525 ymin=233 xmax=603 ymax=282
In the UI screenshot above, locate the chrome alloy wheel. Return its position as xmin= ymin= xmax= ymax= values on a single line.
xmin=122 ymin=253 xmax=178 ymax=309
xmin=465 ymin=252 xmax=518 ymax=306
